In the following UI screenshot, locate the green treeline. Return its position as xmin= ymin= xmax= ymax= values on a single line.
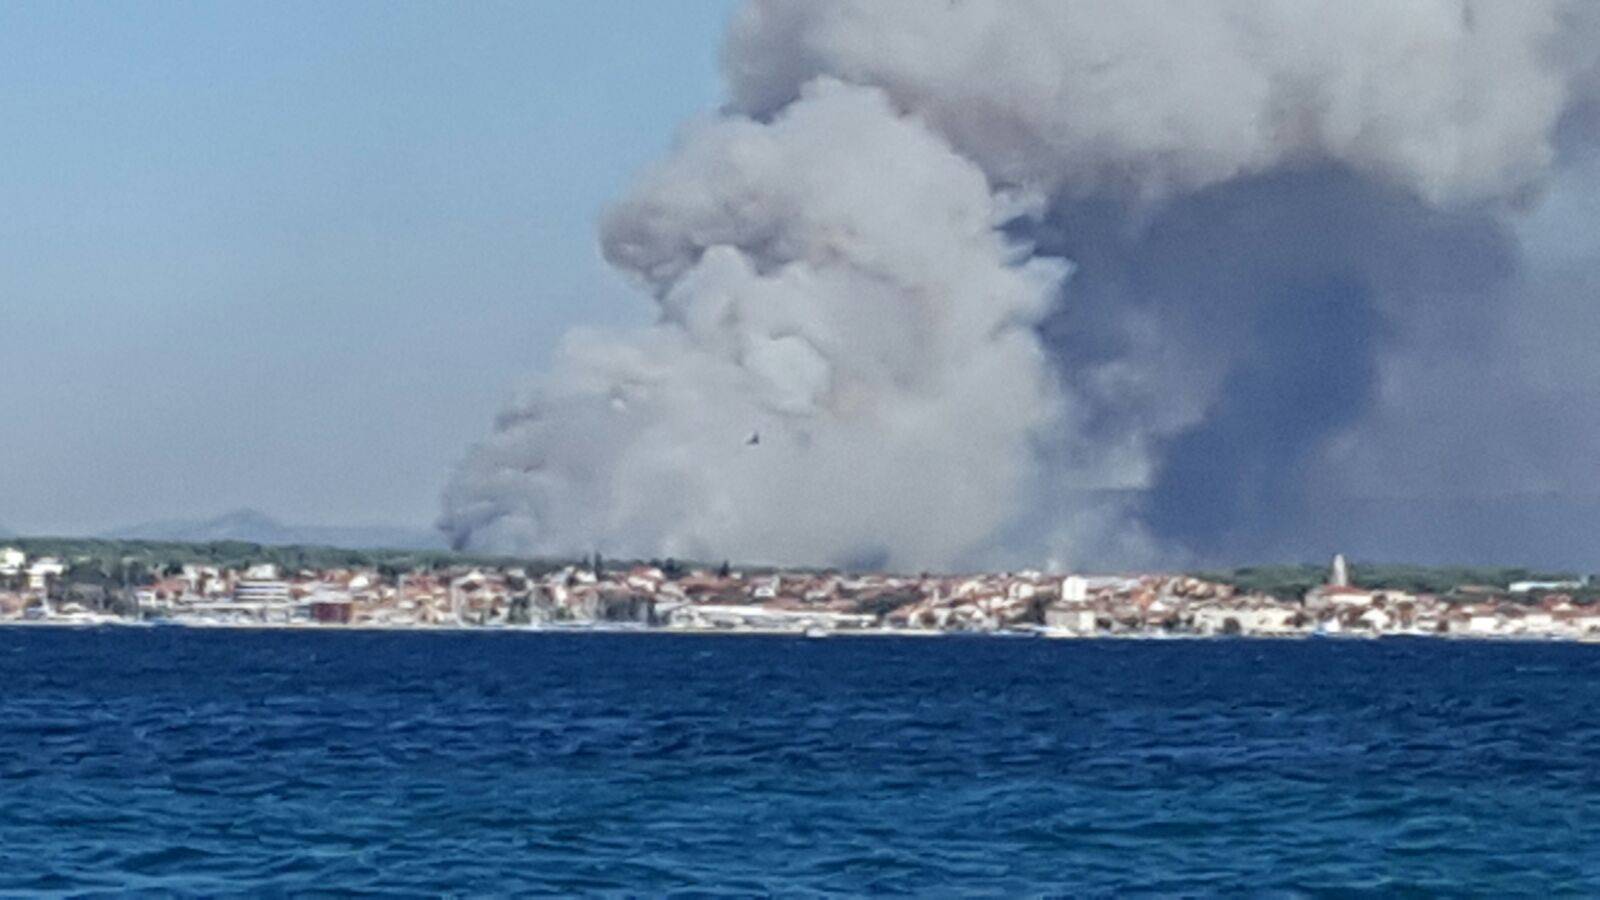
xmin=1204 ymin=563 xmax=1595 ymax=601
xmin=5 ymin=536 xmax=571 ymax=585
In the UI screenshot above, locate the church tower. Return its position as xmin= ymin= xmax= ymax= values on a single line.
xmin=1330 ymin=553 xmax=1350 ymax=588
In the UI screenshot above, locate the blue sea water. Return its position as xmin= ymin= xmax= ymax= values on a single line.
xmin=2 ymin=629 xmax=1599 ymax=894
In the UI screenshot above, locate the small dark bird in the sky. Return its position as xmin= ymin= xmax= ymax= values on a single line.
xmin=746 ymin=431 xmax=760 ymax=446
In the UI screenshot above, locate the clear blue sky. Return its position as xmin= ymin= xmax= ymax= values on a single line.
xmin=0 ymin=1 xmax=738 ymax=535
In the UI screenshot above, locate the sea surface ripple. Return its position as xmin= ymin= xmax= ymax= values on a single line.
xmin=1 ymin=628 xmax=1598 ymax=894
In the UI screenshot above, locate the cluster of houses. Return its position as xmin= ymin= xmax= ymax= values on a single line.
xmin=1 ymin=545 xmax=1597 ymax=639
xmin=0 ymin=547 xmax=65 ymax=593
xmin=1044 ymin=571 xmax=1600 ymax=639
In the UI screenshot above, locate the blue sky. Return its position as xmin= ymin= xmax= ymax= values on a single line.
xmin=0 ymin=1 xmax=738 ymax=534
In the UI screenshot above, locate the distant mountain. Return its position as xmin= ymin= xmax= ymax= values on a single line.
xmin=103 ymin=509 xmax=446 ymax=551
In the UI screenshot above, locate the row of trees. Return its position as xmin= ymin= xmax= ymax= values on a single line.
xmin=1206 ymin=563 xmax=1597 ymax=601
xmin=7 ymin=537 xmax=575 ymax=586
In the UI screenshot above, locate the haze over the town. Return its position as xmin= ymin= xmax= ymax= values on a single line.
xmin=7 ymin=1 xmax=1600 ymax=570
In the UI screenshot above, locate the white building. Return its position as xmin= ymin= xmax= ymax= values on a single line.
xmin=1061 ymin=576 xmax=1088 ymax=604
xmin=0 ymin=547 xmax=24 ymax=577
xmin=233 ymin=579 xmax=291 ymax=604
xmin=26 ymin=558 xmax=66 ymax=591
xmin=1192 ymin=606 xmax=1291 ymax=635
xmin=1044 ymin=605 xmax=1097 ymax=634
xmin=1520 ymin=612 xmax=1555 ymax=634
xmin=1468 ymin=615 xmax=1502 ymax=635
xmin=1308 ymin=585 xmax=1374 ymax=608
xmin=666 ymin=604 xmax=872 ymax=632
xmin=1509 ymin=580 xmax=1585 ymax=594
xmin=1358 ymin=608 xmax=1393 ymax=632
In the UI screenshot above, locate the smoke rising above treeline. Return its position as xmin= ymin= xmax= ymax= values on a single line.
xmin=442 ymin=1 xmax=1600 ymax=571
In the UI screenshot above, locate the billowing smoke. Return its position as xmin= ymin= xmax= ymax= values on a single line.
xmin=444 ymin=0 xmax=1600 ymax=570
xmin=1033 ymin=167 xmax=1520 ymax=563
xmin=441 ymin=81 xmax=1074 ymax=569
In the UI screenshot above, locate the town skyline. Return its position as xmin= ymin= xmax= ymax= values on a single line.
xmin=3 ymin=535 xmax=1597 ymax=641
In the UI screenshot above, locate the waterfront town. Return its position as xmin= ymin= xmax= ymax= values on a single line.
xmin=1 ymin=543 xmax=1598 ymax=640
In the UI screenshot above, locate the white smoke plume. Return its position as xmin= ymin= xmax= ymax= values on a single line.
xmin=737 ymin=1 xmax=1600 ymax=206
xmin=443 ymin=0 xmax=1600 ymax=570
xmin=443 ymin=80 xmax=1073 ymax=569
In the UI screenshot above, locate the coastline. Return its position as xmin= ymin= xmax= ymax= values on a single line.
xmin=3 ymin=618 xmax=1597 ymax=643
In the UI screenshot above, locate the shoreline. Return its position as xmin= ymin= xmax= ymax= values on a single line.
xmin=1 ymin=618 xmax=1596 ymax=643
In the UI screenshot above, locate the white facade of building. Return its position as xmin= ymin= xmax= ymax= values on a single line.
xmin=1468 ymin=615 xmax=1501 ymax=634
xmin=1509 ymin=580 xmax=1584 ymax=594
xmin=233 ymin=579 xmax=291 ymax=604
xmin=26 ymin=558 xmax=66 ymax=590
xmin=1061 ymin=576 xmax=1088 ymax=604
xmin=1044 ymin=606 xmax=1097 ymax=634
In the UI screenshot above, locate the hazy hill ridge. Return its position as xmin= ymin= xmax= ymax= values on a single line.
xmin=102 ymin=509 xmax=445 ymax=551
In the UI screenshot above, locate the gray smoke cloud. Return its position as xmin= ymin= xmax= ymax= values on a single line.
xmin=442 ymin=81 xmax=1077 ymax=569
xmin=443 ymin=0 xmax=1600 ymax=570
